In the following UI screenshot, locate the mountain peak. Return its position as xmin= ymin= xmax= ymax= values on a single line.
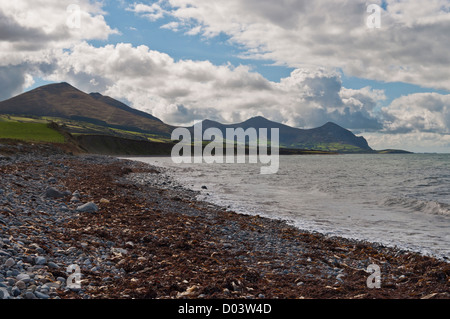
xmin=322 ymin=122 xmax=341 ymax=128
xmin=243 ymin=116 xmax=278 ymax=125
xmin=248 ymin=116 xmax=267 ymax=121
xmin=35 ymin=82 xmax=81 ymax=95
xmin=43 ymin=82 xmax=76 ymax=89
xmin=0 ymin=82 xmax=171 ymax=134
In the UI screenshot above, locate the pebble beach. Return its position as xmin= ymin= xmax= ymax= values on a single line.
xmin=0 ymin=142 xmax=449 ymax=299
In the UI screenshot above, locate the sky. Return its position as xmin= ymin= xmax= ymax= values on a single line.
xmin=1 ymin=0 xmax=450 ymax=153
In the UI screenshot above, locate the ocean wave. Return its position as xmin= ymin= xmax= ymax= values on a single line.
xmin=383 ymin=197 xmax=450 ymax=216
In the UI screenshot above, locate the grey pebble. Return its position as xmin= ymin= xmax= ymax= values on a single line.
xmin=24 ymin=291 xmax=36 ymax=299
xmin=47 ymin=262 xmax=60 ymax=269
xmin=34 ymin=291 xmax=50 ymax=299
xmin=34 ymin=256 xmax=47 ymax=265
xmin=15 ymin=280 xmax=26 ymax=290
xmin=4 ymin=258 xmax=15 ymax=268
xmin=16 ymin=273 xmax=31 ymax=283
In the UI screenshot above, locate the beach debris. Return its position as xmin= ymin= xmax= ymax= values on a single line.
xmin=177 ymin=285 xmax=199 ymax=298
xmin=421 ymin=293 xmax=438 ymax=299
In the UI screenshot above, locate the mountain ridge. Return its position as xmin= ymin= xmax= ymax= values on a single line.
xmin=1 ymin=82 xmax=378 ymax=153
xmin=192 ymin=116 xmax=372 ymax=152
xmin=0 ymin=82 xmax=174 ymax=136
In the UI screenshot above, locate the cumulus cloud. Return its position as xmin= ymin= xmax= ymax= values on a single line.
xmin=364 ymin=131 xmax=450 ymax=153
xmin=0 ymin=0 xmax=118 ymax=98
xmin=364 ymin=92 xmax=450 ymax=152
xmin=381 ymin=93 xmax=450 ymax=134
xmin=43 ymin=42 xmax=384 ymax=129
xmin=155 ymin=0 xmax=450 ymax=90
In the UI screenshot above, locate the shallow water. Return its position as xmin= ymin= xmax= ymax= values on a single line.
xmin=125 ymin=154 xmax=450 ymax=260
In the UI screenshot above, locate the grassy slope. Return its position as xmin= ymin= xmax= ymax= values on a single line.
xmin=0 ymin=115 xmax=172 ymax=143
xmin=0 ymin=115 xmax=175 ymax=155
xmin=0 ymin=121 xmax=65 ymax=143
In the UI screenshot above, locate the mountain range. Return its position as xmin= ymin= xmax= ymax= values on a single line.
xmin=194 ymin=117 xmax=372 ymax=153
xmin=0 ymin=82 xmax=409 ymax=155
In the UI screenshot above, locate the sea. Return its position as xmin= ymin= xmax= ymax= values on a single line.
xmin=125 ymin=154 xmax=450 ymax=260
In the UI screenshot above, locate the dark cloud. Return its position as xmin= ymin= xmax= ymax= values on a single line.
xmin=327 ymin=108 xmax=384 ymax=131
xmin=0 ymin=64 xmax=32 ymax=100
xmin=302 ymin=74 xmax=343 ymax=108
xmin=0 ymin=9 xmax=47 ymax=42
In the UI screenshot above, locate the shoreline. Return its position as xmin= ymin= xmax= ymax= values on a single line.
xmin=125 ymin=155 xmax=450 ymax=263
xmin=0 ymin=144 xmax=449 ymax=299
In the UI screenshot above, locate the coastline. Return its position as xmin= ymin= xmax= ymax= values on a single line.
xmin=0 ymin=144 xmax=449 ymax=299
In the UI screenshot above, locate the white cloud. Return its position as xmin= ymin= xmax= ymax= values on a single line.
xmin=0 ymin=0 xmax=118 ymax=99
xmin=44 ymin=42 xmax=385 ymax=130
xmin=381 ymin=93 xmax=450 ymax=134
xmin=158 ymin=0 xmax=450 ymax=90
xmin=365 ymin=92 xmax=450 ymax=152
xmin=127 ymin=2 xmax=166 ymax=21
xmin=364 ymin=131 xmax=450 ymax=153
xmin=161 ymin=21 xmax=180 ymax=31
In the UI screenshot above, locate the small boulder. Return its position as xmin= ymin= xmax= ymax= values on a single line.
xmin=76 ymin=202 xmax=99 ymax=213
xmin=45 ymin=187 xmax=65 ymax=199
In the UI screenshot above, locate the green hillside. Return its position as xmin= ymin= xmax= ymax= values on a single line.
xmin=0 ymin=120 xmax=65 ymax=143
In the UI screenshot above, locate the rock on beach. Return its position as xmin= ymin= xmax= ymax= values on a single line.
xmin=45 ymin=187 xmax=66 ymax=199
xmin=76 ymin=202 xmax=99 ymax=213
